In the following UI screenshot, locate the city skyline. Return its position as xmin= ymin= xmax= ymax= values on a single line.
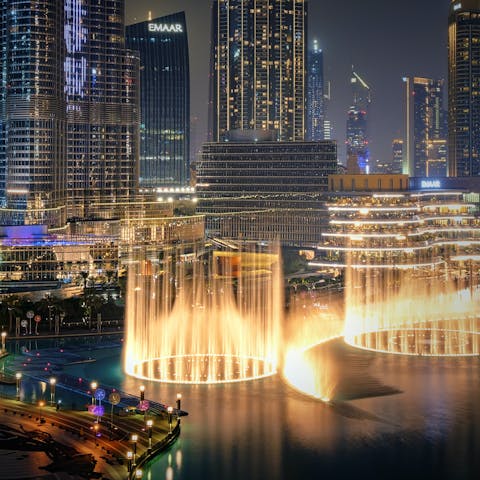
xmin=126 ymin=0 xmax=450 ymax=164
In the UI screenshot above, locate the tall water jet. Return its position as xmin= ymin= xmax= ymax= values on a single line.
xmin=124 ymin=244 xmax=282 ymax=384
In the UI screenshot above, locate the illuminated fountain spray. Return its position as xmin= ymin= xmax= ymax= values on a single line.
xmin=124 ymin=245 xmax=282 ymax=384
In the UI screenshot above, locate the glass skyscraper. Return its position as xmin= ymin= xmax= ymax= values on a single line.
xmin=403 ymin=77 xmax=446 ymax=177
xmin=208 ymin=0 xmax=307 ymax=142
xmin=448 ymin=0 xmax=480 ymax=176
xmin=306 ymin=40 xmax=325 ymax=141
xmin=0 ymin=1 xmax=139 ymax=224
xmin=126 ymin=12 xmax=190 ymax=188
xmin=346 ymin=69 xmax=371 ymax=173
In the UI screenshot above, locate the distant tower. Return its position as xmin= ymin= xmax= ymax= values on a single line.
xmin=127 ymin=12 xmax=190 ymax=188
xmin=346 ymin=68 xmax=371 ymax=173
xmin=392 ymin=139 xmax=404 ymax=174
xmin=448 ymin=0 xmax=480 ymax=176
xmin=306 ymin=40 xmax=325 ymax=141
xmin=208 ymin=0 xmax=307 ymax=142
xmin=403 ymin=77 xmax=446 ymax=177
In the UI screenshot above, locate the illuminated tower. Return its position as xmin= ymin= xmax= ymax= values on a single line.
xmin=0 ymin=1 xmax=140 ymax=224
xmin=0 ymin=1 xmax=66 ymax=225
xmin=346 ymin=68 xmax=371 ymax=173
xmin=126 ymin=12 xmax=190 ymax=188
xmin=403 ymin=77 xmax=446 ymax=177
xmin=448 ymin=0 xmax=480 ymax=176
xmin=65 ymin=0 xmax=139 ymax=218
xmin=392 ymin=139 xmax=404 ymax=174
xmin=209 ymin=0 xmax=307 ymax=142
xmin=306 ymin=40 xmax=325 ymax=141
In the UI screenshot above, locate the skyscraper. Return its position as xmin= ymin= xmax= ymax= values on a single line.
xmin=392 ymin=139 xmax=404 ymax=174
xmin=0 ymin=1 xmax=66 ymax=225
xmin=126 ymin=12 xmax=190 ymax=188
xmin=306 ymin=40 xmax=325 ymax=141
xmin=448 ymin=0 xmax=480 ymax=176
xmin=0 ymin=1 xmax=139 ymax=224
xmin=208 ymin=0 xmax=307 ymax=142
xmin=346 ymin=69 xmax=371 ymax=173
xmin=403 ymin=77 xmax=446 ymax=177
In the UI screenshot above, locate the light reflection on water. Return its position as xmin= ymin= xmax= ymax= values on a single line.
xmin=76 ymin=340 xmax=480 ymax=480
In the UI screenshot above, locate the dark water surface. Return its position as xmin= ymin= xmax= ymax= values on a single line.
xmin=75 ymin=340 xmax=480 ymax=480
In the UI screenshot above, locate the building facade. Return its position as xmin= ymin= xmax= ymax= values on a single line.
xmin=448 ymin=0 xmax=480 ymax=177
xmin=403 ymin=76 xmax=446 ymax=178
xmin=306 ymin=40 xmax=325 ymax=141
xmin=126 ymin=12 xmax=190 ymax=189
xmin=392 ymin=139 xmax=404 ymax=174
xmin=0 ymin=1 xmax=140 ymax=225
xmin=208 ymin=0 xmax=307 ymax=142
xmin=346 ymin=69 xmax=371 ymax=173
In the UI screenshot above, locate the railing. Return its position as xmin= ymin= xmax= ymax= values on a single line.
xmin=129 ymin=420 xmax=181 ymax=479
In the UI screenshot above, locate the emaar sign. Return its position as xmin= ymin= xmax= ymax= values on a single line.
xmin=420 ymin=179 xmax=441 ymax=189
xmin=148 ymin=23 xmax=183 ymax=33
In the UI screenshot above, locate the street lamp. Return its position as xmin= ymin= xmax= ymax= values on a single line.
xmin=176 ymin=393 xmax=182 ymax=411
xmin=139 ymin=385 xmax=145 ymax=401
xmin=90 ymin=381 xmax=97 ymax=405
xmin=135 ymin=469 xmax=143 ymax=479
xmin=131 ymin=434 xmax=138 ymax=466
xmin=15 ymin=372 xmax=22 ymax=400
xmin=146 ymin=419 xmax=153 ymax=451
xmin=49 ymin=377 xmax=56 ymax=406
xmin=167 ymin=406 xmax=173 ymax=434
xmin=1 ymin=331 xmax=6 ymax=351
xmin=126 ymin=451 xmax=133 ymax=473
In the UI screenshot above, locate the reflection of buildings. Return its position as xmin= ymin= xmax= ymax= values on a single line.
xmin=0 ymin=1 xmax=140 ymax=224
xmin=306 ymin=41 xmax=325 ymax=141
xmin=448 ymin=0 xmax=480 ymax=176
xmin=208 ymin=0 xmax=307 ymax=142
xmin=403 ymin=77 xmax=446 ymax=177
xmin=346 ymin=69 xmax=371 ymax=173
xmin=126 ymin=12 xmax=190 ymax=188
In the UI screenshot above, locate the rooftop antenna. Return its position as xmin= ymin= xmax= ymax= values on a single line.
xmin=148 ymin=11 xmax=152 ymax=21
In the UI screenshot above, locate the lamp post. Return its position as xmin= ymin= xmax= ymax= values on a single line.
xmin=131 ymin=434 xmax=138 ymax=466
xmin=26 ymin=310 xmax=34 ymax=335
xmin=176 ymin=393 xmax=182 ymax=411
xmin=139 ymin=385 xmax=145 ymax=401
xmin=15 ymin=372 xmax=22 ymax=400
xmin=1 ymin=331 xmax=6 ymax=351
xmin=126 ymin=451 xmax=133 ymax=474
xmin=90 ymin=381 xmax=97 ymax=405
xmin=167 ymin=406 xmax=173 ymax=434
xmin=49 ymin=377 xmax=56 ymax=406
xmin=146 ymin=419 xmax=153 ymax=452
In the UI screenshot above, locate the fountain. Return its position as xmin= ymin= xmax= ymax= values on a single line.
xmin=124 ymin=244 xmax=282 ymax=384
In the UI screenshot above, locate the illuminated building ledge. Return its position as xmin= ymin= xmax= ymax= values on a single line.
xmin=308 ymin=260 xmax=444 ymax=269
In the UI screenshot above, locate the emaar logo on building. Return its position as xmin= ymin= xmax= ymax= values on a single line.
xmin=420 ymin=179 xmax=441 ymax=189
xmin=148 ymin=23 xmax=183 ymax=33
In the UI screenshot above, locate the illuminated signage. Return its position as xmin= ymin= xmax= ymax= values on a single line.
xmin=421 ymin=180 xmax=441 ymax=189
xmin=148 ymin=23 xmax=183 ymax=33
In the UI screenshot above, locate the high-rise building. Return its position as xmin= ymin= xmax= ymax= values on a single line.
xmin=448 ymin=0 xmax=480 ymax=176
xmin=0 ymin=1 xmax=66 ymax=225
xmin=346 ymin=69 xmax=371 ymax=173
xmin=403 ymin=77 xmax=446 ymax=177
xmin=0 ymin=1 xmax=140 ymax=224
xmin=126 ymin=12 xmax=190 ymax=189
xmin=306 ymin=40 xmax=325 ymax=141
xmin=392 ymin=139 xmax=404 ymax=174
xmin=208 ymin=0 xmax=307 ymax=142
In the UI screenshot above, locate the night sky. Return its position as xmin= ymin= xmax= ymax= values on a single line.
xmin=126 ymin=0 xmax=450 ymax=165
